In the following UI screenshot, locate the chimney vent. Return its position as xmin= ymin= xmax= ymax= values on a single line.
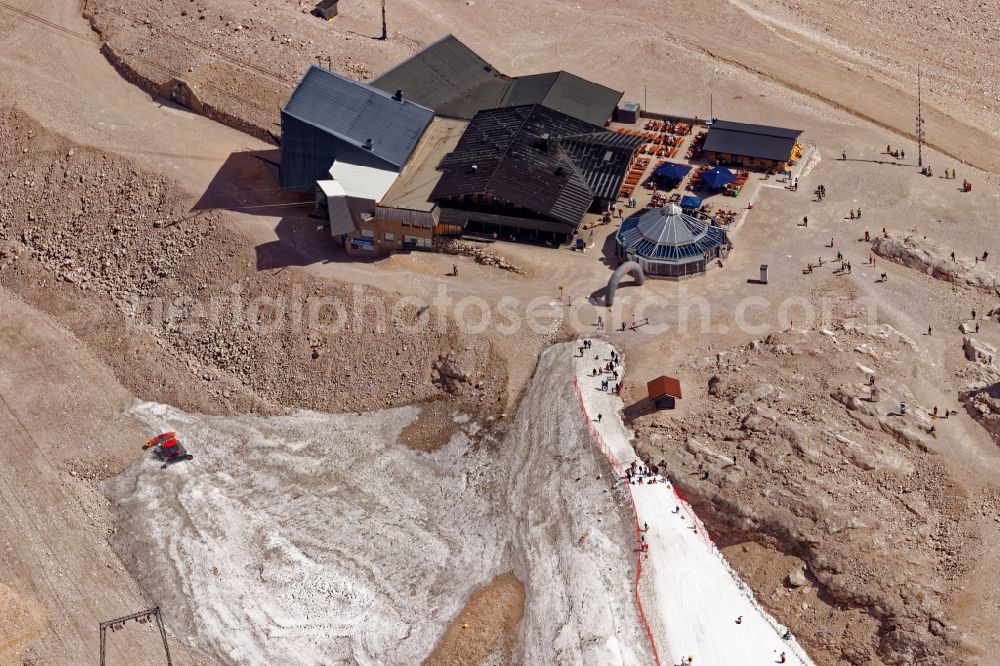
xmin=392 ymin=89 xmax=403 ymax=102
xmin=363 ymin=138 xmax=373 ymax=151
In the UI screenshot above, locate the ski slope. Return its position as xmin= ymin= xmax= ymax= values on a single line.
xmin=573 ymin=339 xmax=816 ymax=666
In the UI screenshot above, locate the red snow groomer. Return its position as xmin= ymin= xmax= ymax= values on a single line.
xmin=142 ymin=432 xmax=193 ymax=465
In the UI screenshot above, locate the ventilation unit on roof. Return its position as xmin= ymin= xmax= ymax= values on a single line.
xmin=392 ymin=89 xmax=403 ymax=102
xmin=363 ymin=138 xmax=373 ymax=150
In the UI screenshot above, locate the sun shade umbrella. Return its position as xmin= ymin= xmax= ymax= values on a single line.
xmin=701 ymin=166 xmax=736 ymax=189
xmin=680 ymin=195 xmax=703 ymax=210
xmin=653 ymin=162 xmax=693 ymax=181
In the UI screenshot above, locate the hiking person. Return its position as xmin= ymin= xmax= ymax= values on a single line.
xmin=864 ymin=230 xmax=870 ymax=241
xmin=597 ymin=414 xmax=602 ymax=423
xmin=779 ymin=653 xmax=787 ymax=664
xmin=842 ymin=150 xmax=847 ymax=160
xmin=857 ymin=207 xmax=862 ymax=218
xmin=951 ymin=252 xmax=956 ymax=261
xmin=802 ymin=216 xmax=808 ymax=227
xmin=928 ymin=326 xmax=932 ymax=335
xmin=973 ymin=308 xmax=977 ymax=320
xmin=984 ymin=251 xmax=989 ymax=261
xmin=735 ymin=616 xmax=743 ymax=624
xmin=850 ymin=209 xmax=855 ymax=219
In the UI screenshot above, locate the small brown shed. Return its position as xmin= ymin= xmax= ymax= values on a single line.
xmin=647 ymin=375 xmax=682 ymax=409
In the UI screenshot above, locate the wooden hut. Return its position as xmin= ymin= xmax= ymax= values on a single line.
xmin=647 ymin=375 xmax=682 ymax=409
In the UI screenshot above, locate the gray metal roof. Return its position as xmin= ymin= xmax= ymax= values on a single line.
xmin=703 ymin=119 xmax=803 ymax=162
xmin=500 ymin=71 xmax=622 ymax=127
xmin=282 ymin=65 xmax=434 ymax=169
xmin=370 ymin=35 xmax=511 ymax=119
xmin=617 ymin=204 xmax=729 ymax=264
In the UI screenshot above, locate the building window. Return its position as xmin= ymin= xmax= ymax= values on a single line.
xmin=384 ymin=232 xmax=395 ymax=242
xmin=361 ymin=229 xmax=374 ymax=238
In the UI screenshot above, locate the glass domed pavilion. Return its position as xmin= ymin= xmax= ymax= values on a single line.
xmin=615 ymin=204 xmax=731 ymax=279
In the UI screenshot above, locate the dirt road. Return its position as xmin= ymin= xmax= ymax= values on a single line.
xmin=0 ymin=0 xmax=266 ymax=195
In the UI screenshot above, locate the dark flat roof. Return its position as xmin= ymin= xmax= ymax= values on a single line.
xmin=500 ymin=71 xmax=623 ymax=127
xmin=370 ymin=37 xmax=623 ymax=127
xmin=432 ymin=105 xmax=639 ymax=227
xmin=370 ymin=35 xmax=511 ymax=120
xmin=282 ymin=65 xmax=434 ymax=168
xmin=702 ymin=119 xmax=803 ymax=162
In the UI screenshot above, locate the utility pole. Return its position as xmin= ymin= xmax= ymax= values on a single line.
xmin=99 ymin=607 xmax=172 ymax=666
xmin=916 ymin=65 xmax=925 ymax=167
xmin=380 ymin=0 xmax=387 ymax=40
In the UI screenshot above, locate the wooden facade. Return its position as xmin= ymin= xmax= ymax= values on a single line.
xmin=704 ymin=151 xmax=788 ymax=172
xmin=343 ymin=211 xmax=433 ymax=257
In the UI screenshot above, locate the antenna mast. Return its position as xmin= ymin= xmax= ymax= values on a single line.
xmin=916 ymin=66 xmax=925 ymax=167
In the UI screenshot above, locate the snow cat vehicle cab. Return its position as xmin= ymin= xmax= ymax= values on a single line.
xmin=142 ymin=432 xmax=193 ymax=464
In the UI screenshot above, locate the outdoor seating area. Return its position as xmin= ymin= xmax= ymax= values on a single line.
xmin=620 ymin=156 xmax=651 ymax=198
xmin=616 ymin=126 xmax=687 ymax=159
xmin=688 ymin=165 xmax=749 ymax=196
xmin=687 ymin=131 xmax=708 ymax=160
xmin=642 ymin=120 xmax=692 ymax=135
xmin=713 ymin=207 xmax=739 ymax=225
xmin=789 ymin=142 xmax=804 ymax=164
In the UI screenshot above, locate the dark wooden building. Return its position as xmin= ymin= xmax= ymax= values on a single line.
xmin=702 ymin=120 xmax=803 ymax=172
xmin=430 ymin=104 xmax=643 ymax=245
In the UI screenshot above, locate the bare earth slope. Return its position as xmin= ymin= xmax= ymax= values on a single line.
xmin=84 ymin=0 xmax=1000 ymax=173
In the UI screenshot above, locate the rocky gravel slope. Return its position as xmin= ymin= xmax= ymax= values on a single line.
xmin=633 ymin=312 xmax=991 ymax=664
xmin=0 ymin=107 xmax=506 ymax=417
